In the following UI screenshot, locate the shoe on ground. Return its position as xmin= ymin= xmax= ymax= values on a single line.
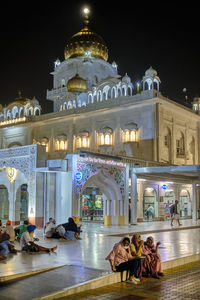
xmin=127 ymin=278 xmax=138 ymax=284
xmin=134 ymin=277 xmax=140 ymax=282
xmin=158 ymin=272 xmax=164 ymax=276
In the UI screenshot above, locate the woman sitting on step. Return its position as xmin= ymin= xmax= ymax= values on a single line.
xmin=130 ymin=234 xmax=151 ymax=279
xmin=106 ymin=237 xmax=142 ymax=284
xmin=142 ymin=236 xmax=164 ymax=279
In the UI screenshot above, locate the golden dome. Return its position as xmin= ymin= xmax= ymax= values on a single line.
xmin=67 ymin=74 xmax=87 ymax=93
xmin=64 ymin=10 xmax=108 ymax=61
xmin=10 ymin=91 xmax=31 ymax=105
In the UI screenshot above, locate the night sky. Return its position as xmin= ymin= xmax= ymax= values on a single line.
xmin=0 ymin=1 xmax=199 ymax=113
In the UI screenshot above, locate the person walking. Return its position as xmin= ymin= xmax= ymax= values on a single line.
xmin=170 ymin=200 xmax=182 ymax=226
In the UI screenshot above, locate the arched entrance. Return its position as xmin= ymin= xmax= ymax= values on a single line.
xmin=180 ymin=189 xmax=191 ymax=218
xmin=15 ymin=184 xmax=29 ymax=223
xmin=81 ymin=186 xmax=105 ymax=221
xmin=80 ymin=170 xmax=123 ymax=224
xmin=143 ymin=188 xmax=158 ymax=221
xmin=0 ymin=185 xmax=9 ymax=223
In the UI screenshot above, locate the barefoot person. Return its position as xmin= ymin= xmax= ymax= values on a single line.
xmin=20 ymin=225 xmax=57 ymax=253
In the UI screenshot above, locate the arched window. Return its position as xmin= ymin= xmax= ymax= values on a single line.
xmin=12 ymin=106 xmax=19 ymax=118
xmin=88 ymin=94 xmax=93 ymax=104
xmin=176 ymin=132 xmax=185 ymax=157
xmin=97 ymin=90 xmax=101 ymax=102
xmin=107 ymin=88 xmax=111 ymax=99
xmin=111 ymin=87 xmax=116 ymax=98
xmin=127 ymin=86 xmax=132 ymax=96
xmin=118 ymin=88 xmax=121 ymax=97
xmin=61 ymin=79 xmax=65 ymax=87
xmin=34 ymin=108 xmax=40 ymax=116
xmin=29 ymin=107 xmax=33 ymax=116
xmin=99 ymin=128 xmax=113 ymax=146
xmin=7 ymin=110 xmax=11 ymax=119
xmin=55 ymin=137 xmax=68 ymax=151
xmin=67 ymin=101 xmax=73 ymax=109
xmin=19 ymin=107 xmax=24 ymax=117
xmin=122 ymin=86 xmax=126 ymax=96
xmin=122 ymin=129 xmax=137 ymax=142
xmin=76 ymin=132 xmax=90 ymax=149
xmin=102 ymin=92 xmax=107 ymax=101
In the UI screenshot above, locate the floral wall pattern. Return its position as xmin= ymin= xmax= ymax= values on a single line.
xmin=75 ymin=159 xmax=126 ymax=200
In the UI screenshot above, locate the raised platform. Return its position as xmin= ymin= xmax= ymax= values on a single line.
xmin=0 ymin=219 xmax=200 ymax=299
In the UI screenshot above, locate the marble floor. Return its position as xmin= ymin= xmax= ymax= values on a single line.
xmin=0 ymin=219 xmax=200 ymax=279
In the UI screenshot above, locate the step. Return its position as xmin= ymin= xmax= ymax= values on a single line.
xmin=38 ymin=253 xmax=200 ymax=300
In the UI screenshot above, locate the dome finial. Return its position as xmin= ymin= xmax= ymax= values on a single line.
xmin=83 ymin=7 xmax=90 ymax=26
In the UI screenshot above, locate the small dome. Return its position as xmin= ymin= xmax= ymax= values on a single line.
xmin=145 ymin=66 xmax=157 ymax=77
xmin=9 ymin=91 xmax=31 ymax=106
xmin=122 ymin=73 xmax=131 ymax=83
xmin=67 ymin=74 xmax=87 ymax=93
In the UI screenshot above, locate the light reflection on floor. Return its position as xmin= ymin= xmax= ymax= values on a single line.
xmin=0 ymin=219 xmax=200 ymax=279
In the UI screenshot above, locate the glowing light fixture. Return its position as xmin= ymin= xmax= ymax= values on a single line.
xmin=6 ymin=167 xmax=18 ymax=183
xmin=0 ymin=117 xmax=26 ymax=127
xmin=83 ymin=7 xmax=90 ymax=15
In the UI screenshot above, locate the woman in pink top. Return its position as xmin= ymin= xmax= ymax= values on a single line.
xmin=142 ymin=236 xmax=163 ymax=279
xmin=106 ymin=237 xmax=141 ymax=284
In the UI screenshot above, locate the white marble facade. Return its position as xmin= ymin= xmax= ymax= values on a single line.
xmin=0 ymin=19 xmax=200 ymax=226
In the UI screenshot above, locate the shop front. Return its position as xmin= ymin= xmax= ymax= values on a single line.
xmin=131 ymin=165 xmax=200 ymax=223
xmin=81 ymin=186 xmax=104 ymax=222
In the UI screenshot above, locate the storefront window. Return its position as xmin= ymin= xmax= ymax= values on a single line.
xmin=81 ymin=187 xmax=104 ymax=221
xmin=180 ymin=189 xmax=191 ymax=217
xmin=143 ymin=188 xmax=158 ymax=221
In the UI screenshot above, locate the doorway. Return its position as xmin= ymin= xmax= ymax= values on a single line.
xmin=81 ymin=186 xmax=104 ymax=222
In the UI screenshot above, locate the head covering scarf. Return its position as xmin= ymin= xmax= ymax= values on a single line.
xmin=62 ymin=218 xmax=78 ymax=232
xmin=131 ymin=234 xmax=139 ymax=249
xmin=146 ymin=236 xmax=155 ymax=249
xmin=113 ymin=237 xmax=130 ymax=251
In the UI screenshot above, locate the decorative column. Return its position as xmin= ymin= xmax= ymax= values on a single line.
xmin=131 ymin=169 xmax=137 ymax=224
xmin=192 ymin=182 xmax=197 ymax=221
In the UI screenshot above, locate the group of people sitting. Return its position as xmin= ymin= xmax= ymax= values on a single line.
xmin=45 ymin=217 xmax=81 ymax=240
xmin=0 ymin=219 xmax=57 ymax=261
xmin=106 ymin=234 xmax=163 ymax=284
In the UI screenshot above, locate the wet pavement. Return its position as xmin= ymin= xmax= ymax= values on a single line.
xmin=0 ymin=219 xmax=200 ymax=279
xmin=59 ymin=261 xmax=200 ymax=300
xmin=0 ymin=265 xmax=107 ymax=300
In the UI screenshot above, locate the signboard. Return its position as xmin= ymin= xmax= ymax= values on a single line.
xmin=75 ymin=172 xmax=83 ymax=181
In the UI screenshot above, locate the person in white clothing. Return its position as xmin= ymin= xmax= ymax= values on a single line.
xmin=21 ymin=225 xmax=57 ymax=253
xmin=2 ymin=220 xmax=15 ymax=242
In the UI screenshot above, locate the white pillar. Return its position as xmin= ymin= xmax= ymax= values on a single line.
xmin=192 ymin=182 xmax=197 ymax=221
xmin=131 ymin=169 xmax=137 ymax=224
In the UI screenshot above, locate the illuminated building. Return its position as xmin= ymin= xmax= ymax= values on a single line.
xmin=0 ymin=8 xmax=199 ymax=226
